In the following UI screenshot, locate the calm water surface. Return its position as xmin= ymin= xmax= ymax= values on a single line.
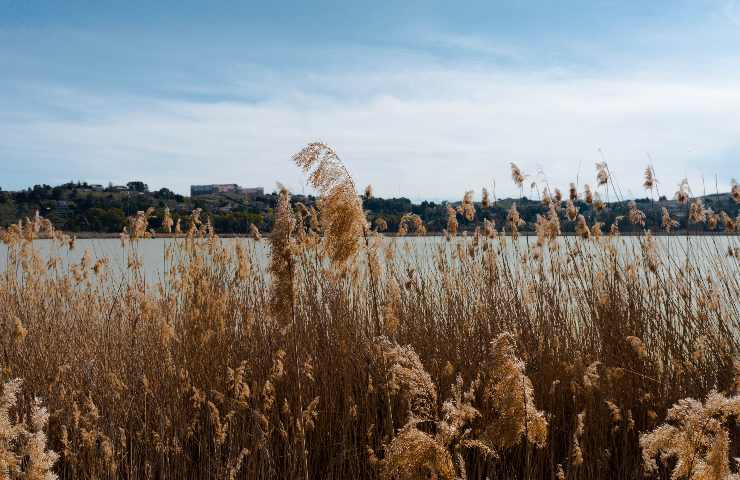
xmin=1 ymin=236 xmax=737 ymax=285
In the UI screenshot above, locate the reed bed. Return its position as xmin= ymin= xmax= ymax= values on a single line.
xmin=0 ymin=144 xmax=739 ymax=479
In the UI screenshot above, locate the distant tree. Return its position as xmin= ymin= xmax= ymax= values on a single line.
xmin=127 ymin=181 xmax=149 ymax=192
xmin=155 ymin=188 xmax=176 ymax=199
xmin=84 ymin=207 xmax=126 ymax=232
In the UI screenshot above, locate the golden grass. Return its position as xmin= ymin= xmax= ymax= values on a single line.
xmin=0 ymin=145 xmax=739 ymax=479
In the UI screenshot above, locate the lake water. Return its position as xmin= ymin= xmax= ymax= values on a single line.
xmin=1 ymin=235 xmax=738 ymax=286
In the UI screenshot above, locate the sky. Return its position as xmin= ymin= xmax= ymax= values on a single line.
xmin=1 ymin=1 xmax=740 ymax=200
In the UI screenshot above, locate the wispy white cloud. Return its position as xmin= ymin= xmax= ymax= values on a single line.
xmin=415 ymin=32 xmax=526 ymax=63
xmin=3 ymin=0 xmax=740 ymax=198
xmin=3 ymin=65 xmax=739 ymax=199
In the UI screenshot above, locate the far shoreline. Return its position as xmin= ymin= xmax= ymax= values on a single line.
xmin=32 ymin=231 xmax=740 ymax=240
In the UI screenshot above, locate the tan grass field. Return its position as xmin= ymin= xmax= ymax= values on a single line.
xmin=1 ymin=143 xmax=739 ymax=479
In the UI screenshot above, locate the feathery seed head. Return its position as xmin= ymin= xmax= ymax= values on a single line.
xmin=553 ymin=188 xmax=563 ymax=204
xmin=584 ymin=184 xmax=593 ymax=204
xmin=643 ymin=166 xmax=656 ymax=191
xmin=566 ymin=199 xmax=578 ymax=222
xmin=541 ymin=188 xmax=552 ymax=208
xmin=575 ymin=215 xmax=590 ymax=239
xmin=661 ymin=207 xmax=679 ymax=232
xmin=510 ymin=163 xmax=526 ymax=188
xmin=675 ymin=178 xmax=690 ymax=204
xmin=292 ymin=142 xmax=367 ymax=264
xmin=381 ymin=425 xmax=456 ymax=480
xmin=689 ymin=198 xmax=706 ymax=224
xmin=446 ymin=206 xmax=458 ymax=237
xmin=596 ymin=162 xmax=609 ymax=186
xmin=481 ymin=188 xmax=490 ymax=208
xmin=459 ymin=191 xmax=475 ymax=221
xmin=628 ymin=201 xmax=646 ymax=227
xmin=569 ymin=183 xmax=578 ymax=201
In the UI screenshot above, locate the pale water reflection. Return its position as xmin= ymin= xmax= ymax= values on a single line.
xmin=1 ymin=235 xmax=737 ymax=286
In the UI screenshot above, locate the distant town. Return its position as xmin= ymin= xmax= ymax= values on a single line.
xmin=0 ymin=180 xmax=737 ymax=235
xmin=190 ymin=184 xmax=264 ymax=198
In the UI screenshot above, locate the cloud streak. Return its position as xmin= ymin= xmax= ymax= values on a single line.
xmin=3 ymin=1 xmax=740 ymax=199
xmin=3 ymin=64 xmax=740 ymax=200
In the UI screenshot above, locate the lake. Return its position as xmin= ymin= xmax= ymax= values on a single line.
xmin=1 ymin=235 xmax=737 ymax=286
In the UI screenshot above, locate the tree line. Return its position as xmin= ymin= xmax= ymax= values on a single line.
xmin=0 ymin=182 xmax=737 ymax=234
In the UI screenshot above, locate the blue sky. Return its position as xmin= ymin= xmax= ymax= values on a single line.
xmin=2 ymin=1 xmax=740 ymax=200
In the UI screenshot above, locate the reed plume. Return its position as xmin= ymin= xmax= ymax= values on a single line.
xmin=507 ymin=203 xmax=525 ymax=239
xmin=553 ymin=188 xmax=563 ymax=204
xmin=373 ymin=217 xmax=388 ymax=232
xmin=458 ymin=191 xmax=475 ymax=221
xmin=640 ymin=391 xmax=740 ymax=479
xmin=591 ymin=221 xmax=603 ymax=239
xmin=483 ymin=218 xmax=497 ymax=238
xmin=162 ymin=207 xmax=174 ymax=233
xmin=446 ymin=206 xmax=458 ymax=237
xmin=719 ymin=211 xmax=735 ymax=232
xmin=381 ymin=425 xmax=455 ymax=480
xmin=596 ymin=162 xmax=609 ymax=187
xmin=571 ymin=411 xmax=585 ymax=466
xmin=374 ymin=217 xmax=388 ymax=232
xmin=689 ymin=198 xmax=707 ymax=224
xmin=0 ymin=379 xmax=59 ymax=480
xmin=481 ymin=188 xmax=490 ymax=208
xmin=542 ymin=188 xmax=552 ymax=208
xmin=594 ymin=192 xmax=604 ymax=211
xmin=375 ymin=338 xmax=437 ymax=421
xmin=484 ymin=333 xmax=548 ymax=449
xmin=510 ymin=163 xmax=526 ymax=189
xmin=584 ymin=184 xmax=593 ymax=204
xmin=575 ymin=215 xmax=590 ymax=239
xmin=707 ymin=211 xmax=718 ymax=230
xmin=269 ymin=186 xmax=296 ymax=326
xmin=675 ymin=178 xmax=690 ymax=204
xmin=249 ymin=223 xmax=261 ymax=240
xmin=398 ymin=214 xmax=426 ymax=236
xmin=569 ymin=182 xmax=578 ymax=201
xmin=130 ymin=207 xmax=155 ymax=239
xmin=566 ymin=199 xmax=578 ymax=222
xmin=661 ymin=207 xmax=679 ymax=232
xmin=628 ymin=200 xmax=646 ymax=227
xmin=539 ymin=205 xmax=561 ymax=246
xmin=293 ymin=142 xmax=367 ymax=264
xmin=643 ymin=166 xmax=656 ymax=191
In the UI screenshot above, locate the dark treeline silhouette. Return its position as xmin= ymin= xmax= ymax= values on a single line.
xmin=0 ymin=182 xmax=737 ymax=234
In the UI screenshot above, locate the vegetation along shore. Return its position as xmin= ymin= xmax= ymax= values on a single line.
xmin=2 ymin=175 xmax=737 ymax=237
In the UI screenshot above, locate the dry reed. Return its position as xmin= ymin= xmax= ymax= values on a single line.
xmin=0 ymin=144 xmax=738 ymax=479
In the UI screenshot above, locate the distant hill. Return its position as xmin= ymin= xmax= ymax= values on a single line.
xmin=0 ymin=182 xmax=737 ymax=235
